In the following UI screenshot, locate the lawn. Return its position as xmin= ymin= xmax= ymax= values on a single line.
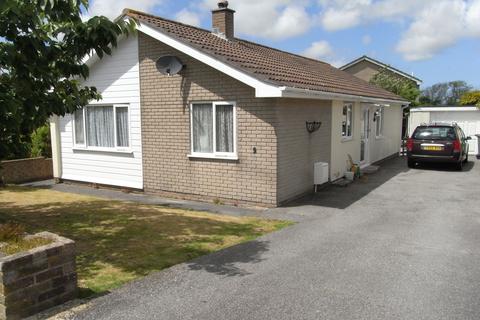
xmin=0 ymin=186 xmax=291 ymax=296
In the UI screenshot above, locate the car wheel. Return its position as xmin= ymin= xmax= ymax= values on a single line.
xmin=407 ymin=159 xmax=415 ymax=168
xmin=456 ymin=160 xmax=463 ymax=171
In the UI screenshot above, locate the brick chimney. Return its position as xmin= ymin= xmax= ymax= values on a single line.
xmin=212 ymin=1 xmax=235 ymax=39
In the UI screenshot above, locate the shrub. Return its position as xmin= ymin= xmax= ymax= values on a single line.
xmin=460 ymin=91 xmax=480 ymax=107
xmin=2 ymin=237 xmax=53 ymax=255
xmin=31 ymin=124 xmax=52 ymax=158
xmin=0 ymin=223 xmax=26 ymax=242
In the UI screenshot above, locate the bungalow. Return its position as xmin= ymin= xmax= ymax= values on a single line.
xmin=49 ymin=1 xmax=408 ymax=207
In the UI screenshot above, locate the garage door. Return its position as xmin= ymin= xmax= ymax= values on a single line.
xmin=431 ymin=111 xmax=480 ymax=155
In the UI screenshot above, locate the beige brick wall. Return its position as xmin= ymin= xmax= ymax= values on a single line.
xmin=138 ymin=33 xmax=278 ymax=206
xmin=138 ymin=34 xmax=335 ymax=206
xmin=275 ymin=99 xmax=332 ymax=203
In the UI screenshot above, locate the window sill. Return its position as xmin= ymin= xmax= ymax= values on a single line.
xmin=341 ymin=137 xmax=354 ymax=143
xmin=188 ymin=154 xmax=239 ymax=161
xmin=73 ymin=147 xmax=134 ymax=154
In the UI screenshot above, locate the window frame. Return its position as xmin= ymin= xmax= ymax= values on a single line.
xmin=341 ymin=102 xmax=354 ymax=141
xmin=189 ymin=101 xmax=237 ymax=160
xmin=73 ymin=108 xmax=86 ymax=147
xmin=375 ymin=106 xmax=385 ymax=138
xmin=73 ymin=104 xmax=132 ymax=152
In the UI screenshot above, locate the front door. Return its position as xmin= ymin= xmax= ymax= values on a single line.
xmin=360 ymin=106 xmax=370 ymax=166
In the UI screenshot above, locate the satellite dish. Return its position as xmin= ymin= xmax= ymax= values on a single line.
xmin=156 ymin=55 xmax=184 ymax=76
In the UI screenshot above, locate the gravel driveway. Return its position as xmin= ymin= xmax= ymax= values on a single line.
xmin=73 ymin=157 xmax=480 ymax=320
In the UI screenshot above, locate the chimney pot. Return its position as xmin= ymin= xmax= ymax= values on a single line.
xmin=218 ymin=1 xmax=229 ymax=9
xmin=212 ymin=1 xmax=235 ymax=39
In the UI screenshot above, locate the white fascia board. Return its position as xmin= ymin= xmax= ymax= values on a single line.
xmin=410 ymin=107 xmax=479 ymax=112
xmin=137 ymin=23 xmax=282 ymax=98
xmin=279 ymin=87 xmax=408 ymax=105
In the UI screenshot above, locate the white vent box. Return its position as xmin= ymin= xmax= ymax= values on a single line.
xmin=314 ymin=162 xmax=329 ymax=186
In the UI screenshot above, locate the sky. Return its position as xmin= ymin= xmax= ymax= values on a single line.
xmin=84 ymin=0 xmax=480 ymax=89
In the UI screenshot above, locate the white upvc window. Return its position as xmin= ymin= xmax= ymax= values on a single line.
xmin=375 ymin=106 xmax=385 ymax=138
xmin=189 ymin=101 xmax=237 ymax=159
xmin=342 ymin=102 xmax=354 ymax=140
xmin=73 ymin=104 xmax=130 ymax=151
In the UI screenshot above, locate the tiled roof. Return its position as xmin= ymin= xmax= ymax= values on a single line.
xmin=124 ymin=9 xmax=405 ymax=102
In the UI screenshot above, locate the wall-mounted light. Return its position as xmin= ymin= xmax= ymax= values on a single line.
xmin=306 ymin=121 xmax=322 ymax=133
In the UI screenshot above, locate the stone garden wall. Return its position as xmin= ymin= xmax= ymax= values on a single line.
xmin=0 ymin=232 xmax=77 ymax=320
xmin=0 ymin=157 xmax=53 ymax=184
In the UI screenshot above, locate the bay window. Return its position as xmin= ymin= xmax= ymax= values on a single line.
xmin=190 ymin=102 xmax=236 ymax=158
xmin=74 ymin=105 xmax=130 ymax=150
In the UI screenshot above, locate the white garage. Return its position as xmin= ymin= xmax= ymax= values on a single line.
xmin=408 ymin=106 xmax=480 ymax=155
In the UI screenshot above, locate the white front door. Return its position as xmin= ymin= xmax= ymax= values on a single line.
xmin=360 ymin=106 xmax=371 ymax=166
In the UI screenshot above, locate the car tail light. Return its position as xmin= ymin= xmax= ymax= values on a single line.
xmin=406 ymin=138 xmax=414 ymax=151
xmin=453 ymin=139 xmax=461 ymax=152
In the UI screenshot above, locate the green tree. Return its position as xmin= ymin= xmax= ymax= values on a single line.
xmin=420 ymin=81 xmax=472 ymax=105
xmin=0 ymin=0 xmax=135 ymax=160
xmin=459 ymin=91 xmax=480 ymax=107
xmin=369 ymin=68 xmax=420 ymax=106
xmin=447 ymin=81 xmax=473 ymax=105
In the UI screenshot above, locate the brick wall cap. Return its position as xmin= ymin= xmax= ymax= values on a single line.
xmin=0 ymin=232 xmax=74 ymax=267
xmin=0 ymin=157 xmax=50 ymax=164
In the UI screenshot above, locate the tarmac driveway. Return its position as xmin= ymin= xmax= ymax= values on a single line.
xmin=73 ymin=157 xmax=480 ymax=320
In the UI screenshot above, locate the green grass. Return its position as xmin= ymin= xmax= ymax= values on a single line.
xmin=0 ymin=186 xmax=292 ymax=296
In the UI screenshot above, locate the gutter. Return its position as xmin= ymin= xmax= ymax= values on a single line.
xmin=279 ymin=86 xmax=409 ymax=105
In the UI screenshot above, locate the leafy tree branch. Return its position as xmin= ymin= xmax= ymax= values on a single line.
xmin=0 ymin=0 xmax=136 ymax=159
xmin=369 ymin=68 xmax=420 ymax=106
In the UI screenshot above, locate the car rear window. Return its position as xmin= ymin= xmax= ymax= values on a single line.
xmin=413 ymin=126 xmax=457 ymax=140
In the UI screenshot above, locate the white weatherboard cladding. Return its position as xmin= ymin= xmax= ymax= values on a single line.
xmin=59 ymin=35 xmax=143 ymax=189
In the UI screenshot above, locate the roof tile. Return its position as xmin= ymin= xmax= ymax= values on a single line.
xmin=125 ymin=9 xmax=405 ymax=102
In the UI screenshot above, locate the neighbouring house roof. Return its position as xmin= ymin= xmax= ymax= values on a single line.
xmin=123 ymin=9 xmax=407 ymax=104
xmin=340 ymin=55 xmax=422 ymax=85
